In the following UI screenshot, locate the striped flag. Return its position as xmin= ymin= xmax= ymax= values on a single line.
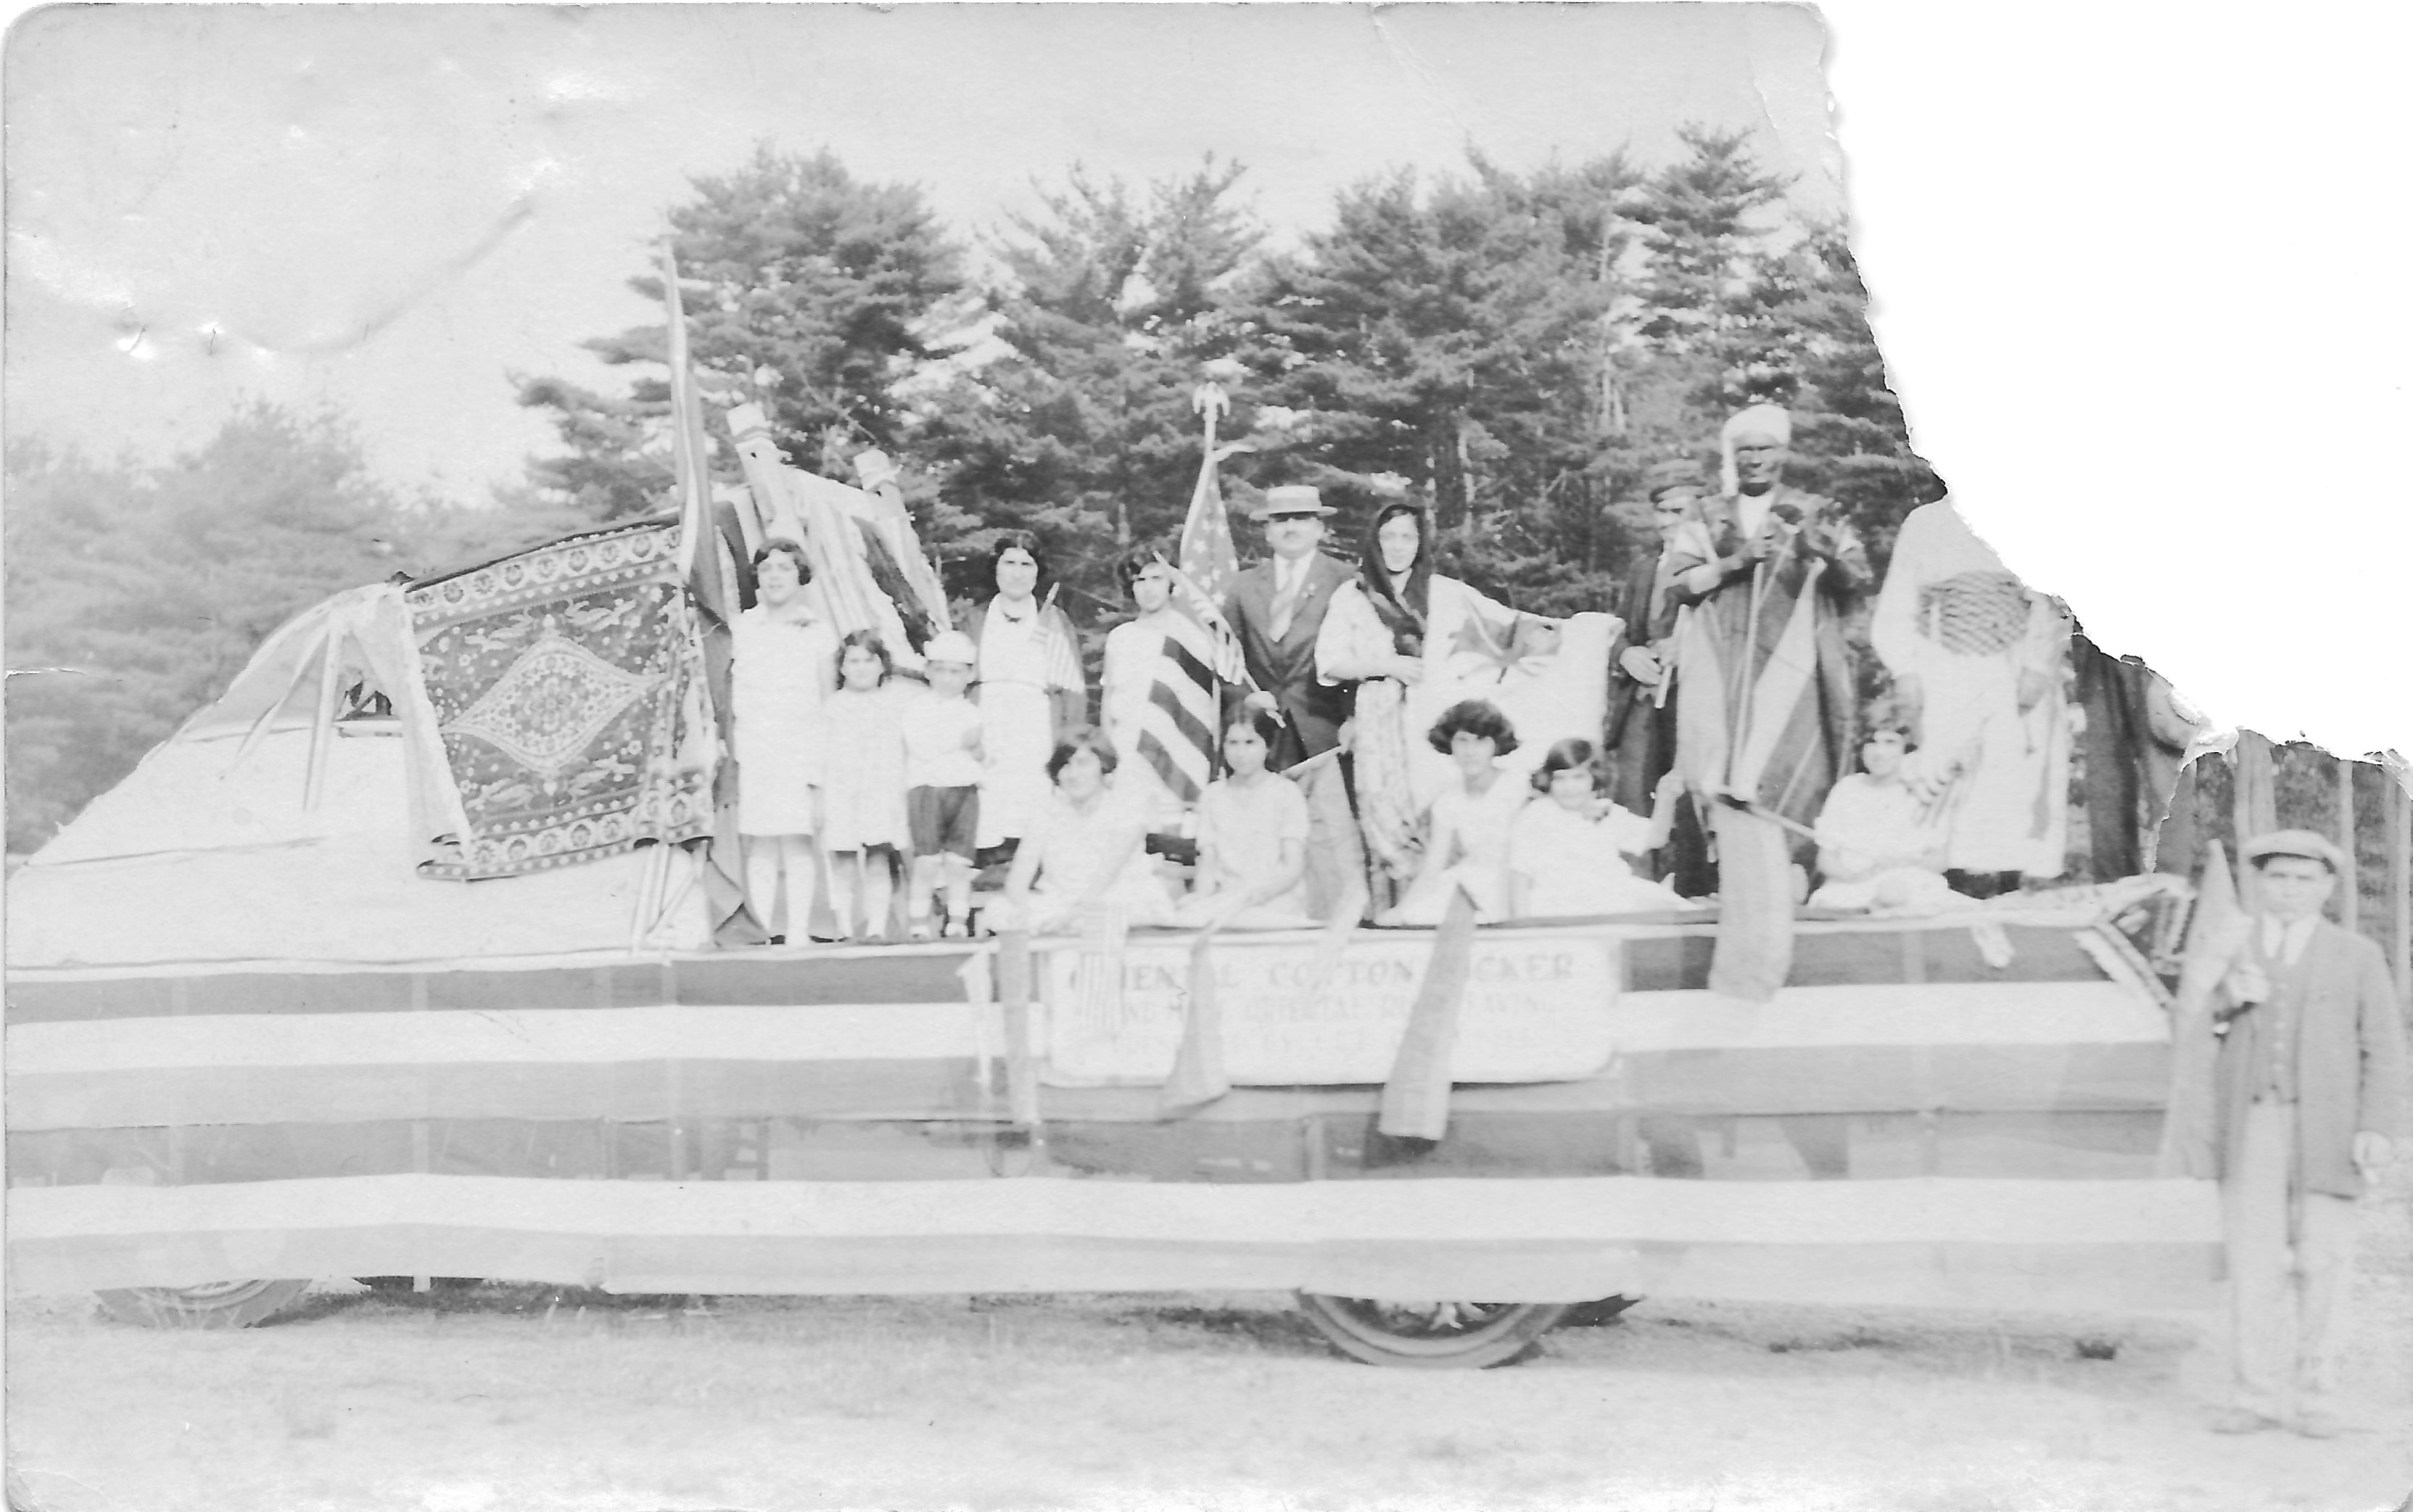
xmin=1136 ymin=383 xmax=1252 ymax=804
xmin=7 ymin=912 xmax=2222 ymax=1310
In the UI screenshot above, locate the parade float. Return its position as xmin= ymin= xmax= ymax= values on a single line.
xmin=2 ymin=257 xmax=2230 ymax=1369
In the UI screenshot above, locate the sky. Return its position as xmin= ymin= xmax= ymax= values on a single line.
xmin=5 ymin=4 xmax=1836 ymax=496
xmin=6 ymin=1 xmax=2410 ymax=758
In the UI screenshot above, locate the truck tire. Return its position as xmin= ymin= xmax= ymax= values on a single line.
xmin=96 ymin=1278 xmax=310 ymax=1329
xmin=1295 ymin=1293 xmax=1569 ymax=1368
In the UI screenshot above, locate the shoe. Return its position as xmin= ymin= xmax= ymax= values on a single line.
xmin=908 ymin=921 xmax=936 ymax=942
xmin=2208 ymin=1407 xmax=2282 ymax=1435
xmin=2290 ymin=1410 xmax=2347 ymax=1439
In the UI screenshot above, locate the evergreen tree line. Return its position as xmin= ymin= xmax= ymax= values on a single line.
xmin=6 ymin=126 xmax=1940 ymax=854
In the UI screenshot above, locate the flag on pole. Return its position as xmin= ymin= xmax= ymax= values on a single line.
xmin=659 ymin=239 xmax=764 ymax=945
xmin=1136 ymin=381 xmax=1253 ymax=805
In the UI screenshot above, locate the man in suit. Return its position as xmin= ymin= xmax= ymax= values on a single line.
xmin=1603 ymin=458 xmax=1714 ymax=895
xmin=1223 ymin=484 xmax=1363 ymax=918
xmin=2209 ymin=830 xmax=2406 ymax=1437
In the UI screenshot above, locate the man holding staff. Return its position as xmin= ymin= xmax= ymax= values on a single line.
xmin=1665 ymin=402 xmax=1870 ymax=1000
xmin=1604 ymin=457 xmax=1714 ymax=894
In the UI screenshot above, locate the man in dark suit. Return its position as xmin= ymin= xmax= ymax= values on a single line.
xmin=2208 ymin=830 xmax=2406 ymax=1438
xmin=1223 ymin=484 xmax=1362 ymax=917
xmin=1603 ymin=458 xmax=1714 ymax=895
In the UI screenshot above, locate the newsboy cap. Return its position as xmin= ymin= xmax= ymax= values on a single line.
xmin=2243 ymin=828 xmax=2348 ymax=875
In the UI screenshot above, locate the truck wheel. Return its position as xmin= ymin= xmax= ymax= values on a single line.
xmin=1295 ymin=1293 xmax=1569 ymax=1368
xmin=96 ymin=1278 xmax=310 ymax=1329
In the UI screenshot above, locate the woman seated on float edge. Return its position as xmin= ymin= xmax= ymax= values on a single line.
xmin=1507 ymin=738 xmax=1696 ymax=921
xmin=1176 ymin=704 xmax=1316 ymax=931
xmin=997 ymin=730 xmax=1176 ymax=935
xmin=1379 ymin=698 xmax=1530 ymax=928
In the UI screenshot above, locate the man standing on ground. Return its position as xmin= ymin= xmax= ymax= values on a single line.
xmin=2209 ymin=830 xmax=2406 ymax=1439
xmin=1222 ymin=484 xmax=1364 ymax=919
xmin=1604 ymin=457 xmax=1715 ymax=895
xmin=1666 ymin=403 xmax=1870 ymax=1000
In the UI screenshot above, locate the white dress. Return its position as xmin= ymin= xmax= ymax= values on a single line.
xmin=730 ymin=606 xmax=838 ymax=837
xmin=1507 ymin=801 xmax=1689 ymax=919
xmin=1179 ymin=772 xmax=1315 ymax=929
xmin=812 ymin=683 xmax=909 ymax=852
xmin=975 ymin=600 xmax=1082 ymax=848
xmin=1389 ymin=772 xmax=1531 ymax=925
xmin=1022 ymin=788 xmax=1175 ymax=933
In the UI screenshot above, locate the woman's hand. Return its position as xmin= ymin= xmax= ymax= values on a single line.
xmin=1388 ymin=653 xmax=1426 ymax=685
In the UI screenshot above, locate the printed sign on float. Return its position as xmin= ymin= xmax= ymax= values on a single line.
xmin=1039 ymin=933 xmax=1621 ymax=1086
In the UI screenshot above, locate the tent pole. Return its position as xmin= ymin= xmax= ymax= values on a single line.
xmin=302 ymin=643 xmax=343 ymax=810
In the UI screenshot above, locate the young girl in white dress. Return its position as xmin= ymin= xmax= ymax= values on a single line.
xmin=1177 ymin=706 xmax=1315 ymax=930
xmin=814 ymin=630 xmax=911 ymax=941
xmin=732 ymin=539 xmax=838 ymax=942
xmin=999 ymin=731 xmax=1175 ymax=935
xmin=1507 ymin=738 xmax=1694 ymax=920
xmin=1380 ymin=699 xmax=1531 ymax=926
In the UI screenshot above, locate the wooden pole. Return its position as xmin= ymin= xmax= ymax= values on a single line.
xmin=2232 ymin=732 xmax=2276 ymax=914
xmin=2391 ymin=767 xmax=2411 ymax=1015
xmin=2335 ymin=755 xmax=2358 ymax=931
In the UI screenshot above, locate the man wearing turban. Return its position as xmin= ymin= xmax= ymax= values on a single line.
xmin=1666 ymin=403 xmax=1872 ymax=1000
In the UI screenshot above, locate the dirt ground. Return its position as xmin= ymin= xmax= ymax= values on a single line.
xmin=8 ymin=1196 xmax=2409 ymax=1512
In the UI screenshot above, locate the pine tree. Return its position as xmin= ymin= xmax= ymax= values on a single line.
xmin=515 ymin=145 xmax=964 ymax=521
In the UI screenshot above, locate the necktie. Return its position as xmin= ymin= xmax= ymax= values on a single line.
xmin=1269 ymin=564 xmax=1302 ymax=640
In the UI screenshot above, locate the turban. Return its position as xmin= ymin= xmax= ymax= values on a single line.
xmin=1719 ymin=403 xmax=1792 ymax=495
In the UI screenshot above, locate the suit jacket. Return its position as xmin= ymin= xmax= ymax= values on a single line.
xmin=2213 ymin=917 xmax=2410 ymax=1199
xmin=1223 ymin=553 xmax=1353 ymax=768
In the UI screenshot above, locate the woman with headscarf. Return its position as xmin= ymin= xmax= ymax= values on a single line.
xmin=1314 ymin=500 xmax=1530 ymax=899
xmin=965 ymin=532 xmax=1086 ymax=857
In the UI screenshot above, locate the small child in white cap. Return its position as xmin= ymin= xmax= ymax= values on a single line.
xmin=901 ymin=630 xmax=985 ymax=938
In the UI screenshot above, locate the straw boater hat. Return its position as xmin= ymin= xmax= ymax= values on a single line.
xmin=2242 ymin=829 xmax=2348 ymax=875
xmin=1249 ymin=484 xmax=1336 ymax=521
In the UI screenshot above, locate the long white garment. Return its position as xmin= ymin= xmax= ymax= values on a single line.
xmin=1869 ymin=500 xmax=2072 ymax=875
xmin=730 ymin=607 xmax=838 ymax=837
xmin=975 ymin=603 xmax=1077 ymax=848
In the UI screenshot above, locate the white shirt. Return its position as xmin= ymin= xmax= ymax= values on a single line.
xmin=1734 ymin=489 xmax=1773 ymax=542
xmin=2260 ymin=915 xmax=2317 ymax=966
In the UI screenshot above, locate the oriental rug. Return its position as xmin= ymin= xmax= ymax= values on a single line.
xmin=405 ymin=519 xmax=711 ymax=880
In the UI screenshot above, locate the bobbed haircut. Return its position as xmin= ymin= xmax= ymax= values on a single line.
xmin=1045 ymin=727 xmax=1120 ymax=782
xmin=1862 ymin=695 xmax=1916 ymax=746
xmin=1530 ymin=737 xmax=1606 ymax=795
xmin=1115 ymin=540 xmax=1177 ymax=593
xmin=986 ymin=530 xmax=1049 ymax=592
xmin=1427 ymin=698 xmax=1519 ymax=756
xmin=751 ymin=537 xmax=813 ymax=582
xmin=1223 ymin=706 xmax=1284 ymax=751
xmin=835 ymin=629 xmax=894 ymax=684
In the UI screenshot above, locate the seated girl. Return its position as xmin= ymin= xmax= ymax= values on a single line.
xmin=1808 ymin=701 xmax=1963 ymax=914
xmin=1176 ymin=706 xmax=1316 ymax=931
xmin=1506 ymin=738 xmax=1695 ymax=920
xmin=997 ymin=730 xmax=1176 ymax=935
xmin=1379 ymin=699 xmax=1530 ymax=927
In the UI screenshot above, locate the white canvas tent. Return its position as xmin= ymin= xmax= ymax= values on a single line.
xmin=7 ymin=582 xmax=711 ymax=970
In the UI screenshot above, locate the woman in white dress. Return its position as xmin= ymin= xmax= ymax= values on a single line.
xmin=731 ymin=539 xmax=838 ymax=941
xmin=1314 ymin=501 xmax=1534 ymax=898
xmin=1382 ymin=700 xmax=1531 ymax=926
xmin=968 ymin=532 xmax=1086 ymax=856
xmin=1507 ymin=738 xmax=1694 ymax=920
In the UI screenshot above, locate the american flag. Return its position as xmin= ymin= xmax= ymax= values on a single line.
xmin=1136 ymin=383 xmax=1251 ymax=805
